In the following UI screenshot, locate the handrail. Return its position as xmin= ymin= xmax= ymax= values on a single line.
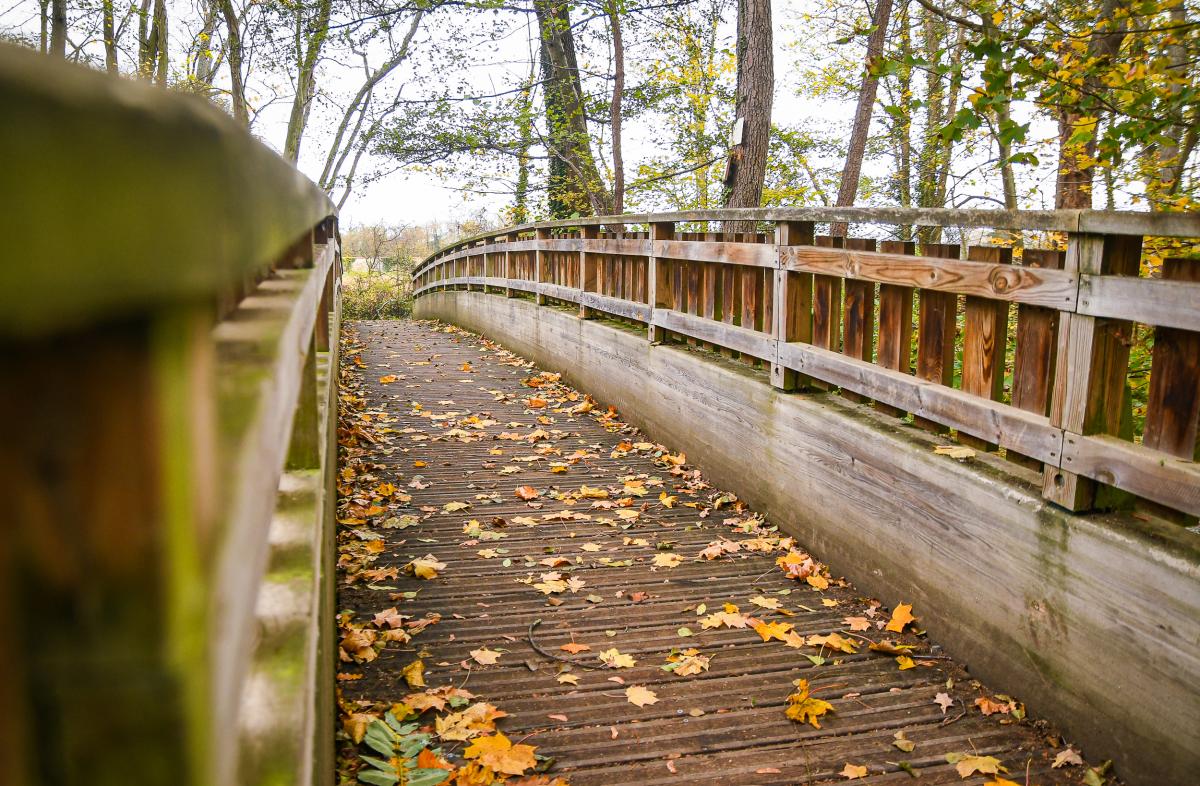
xmin=2 ymin=44 xmax=340 ymax=786
xmin=412 ymin=207 xmax=1200 ymax=277
xmin=412 ymin=209 xmax=1200 ymax=519
xmin=0 ymin=43 xmax=335 ymax=337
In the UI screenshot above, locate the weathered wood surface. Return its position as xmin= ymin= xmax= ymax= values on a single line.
xmin=340 ymin=318 xmax=1090 ymax=786
xmin=410 ymin=212 xmax=1200 ymax=521
xmin=410 ymin=293 xmax=1200 ymax=786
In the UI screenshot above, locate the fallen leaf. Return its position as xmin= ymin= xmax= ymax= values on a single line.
xmin=470 ymin=648 xmax=502 ymax=665
xmin=750 ymin=595 xmax=782 ymax=610
xmin=406 ymin=554 xmax=446 ymax=579
xmin=515 ymin=485 xmax=540 ymax=500
xmin=892 ymin=731 xmax=915 ymax=752
xmin=560 ymin=642 xmax=591 ymax=655
xmin=400 ymin=659 xmax=426 ymax=688
xmin=945 ymin=752 xmax=1006 ymax=778
xmin=653 ymin=553 xmax=684 ymax=568
xmin=934 ymin=444 xmax=976 ymax=459
xmin=464 ymin=732 xmax=538 ymax=776
xmin=598 ymin=648 xmax=636 ymax=668
xmin=547 ymin=713 xmax=569 ymax=722
xmin=625 ymin=685 xmax=659 ymax=707
xmin=884 ymin=603 xmax=916 ymax=633
xmin=557 ymin=673 xmax=580 ymax=685
xmin=934 ymin=692 xmax=955 ymax=714
xmin=843 ymin=616 xmax=871 ymax=631
xmin=840 ymin=763 xmax=868 ymax=779
xmin=1052 ymin=748 xmax=1083 ymax=769
xmin=378 ymin=374 xmax=398 ymax=384
xmin=785 ymin=678 xmax=834 ymax=728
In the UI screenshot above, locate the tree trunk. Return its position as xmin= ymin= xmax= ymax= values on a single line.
xmin=102 ymin=0 xmax=117 ymax=72
xmin=832 ymin=0 xmax=893 ymax=236
xmin=608 ymin=1 xmax=626 ymax=215
xmin=49 ymin=0 xmax=66 ymax=57
xmin=535 ymin=0 xmax=611 ymax=217
xmin=1055 ymin=0 xmax=1127 ymax=209
xmin=39 ymin=0 xmax=49 ymax=54
xmin=723 ymin=0 xmax=773 ymax=233
xmin=152 ymin=0 xmax=167 ymax=83
xmin=284 ymin=0 xmax=334 ymax=163
xmin=318 ymin=11 xmax=424 ymax=190
xmin=1148 ymin=3 xmax=1188 ymax=207
xmin=217 ymin=0 xmax=248 ymax=125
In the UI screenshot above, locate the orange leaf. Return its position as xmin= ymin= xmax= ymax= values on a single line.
xmin=884 ymin=603 xmax=916 ymax=633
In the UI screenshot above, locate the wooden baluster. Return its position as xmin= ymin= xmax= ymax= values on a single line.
xmin=1007 ymin=248 xmax=1065 ymax=467
xmin=875 ymin=240 xmax=916 ymax=416
xmin=700 ymin=232 xmax=720 ymax=351
xmin=1141 ymin=257 xmax=1200 ymax=462
xmin=914 ymin=242 xmax=961 ymax=431
xmin=687 ymin=241 xmax=701 ymax=346
xmin=535 ymin=227 xmax=550 ymax=305
xmin=840 ymin=237 xmax=877 ymax=402
xmin=1044 ymin=233 xmax=1141 ymax=511
xmin=760 ymin=233 xmax=773 ymax=347
xmin=809 ymin=235 xmax=844 ymax=388
xmin=959 ymin=245 xmax=1014 ymax=451
xmin=580 ymin=225 xmax=598 ymax=318
xmin=648 ymin=221 xmax=674 ymax=342
xmin=773 ymin=221 xmax=815 ymax=391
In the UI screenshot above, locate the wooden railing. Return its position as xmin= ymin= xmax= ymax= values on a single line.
xmin=413 ymin=207 xmax=1200 ymax=519
xmin=1 ymin=46 xmax=340 ymax=786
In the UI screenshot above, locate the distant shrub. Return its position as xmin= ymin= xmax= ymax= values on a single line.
xmin=341 ymin=271 xmax=412 ymax=320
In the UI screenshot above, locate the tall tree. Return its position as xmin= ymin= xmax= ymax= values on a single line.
xmin=217 ymin=0 xmax=248 ymax=125
xmin=49 ymin=0 xmax=66 ymax=57
xmin=101 ymin=0 xmax=117 ymax=72
xmin=833 ymin=0 xmax=893 ymax=232
xmin=723 ymin=0 xmax=773 ymax=230
xmin=535 ymin=0 xmax=612 ymax=216
xmin=283 ymin=0 xmax=334 ymax=162
xmin=607 ymin=0 xmax=626 ymax=214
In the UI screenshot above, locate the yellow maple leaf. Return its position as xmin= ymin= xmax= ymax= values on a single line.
xmin=598 ymin=648 xmax=636 ymax=668
xmin=406 ymin=554 xmax=446 ymax=579
xmin=470 ymin=648 xmax=501 ymax=665
xmin=751 ymin=620 xmax=795 ymax=643
xmin=400 ymin=659 xmax=426 ymax=688
xmin=464 ymin=732 xmax=538 ymax=776
xmin=653 ymin=553 xmax=683 ymax=568
xmin=378 ymin=374 xmax=398 ymax=384
xmin=785 ymin=678 xmax=834 ymax=728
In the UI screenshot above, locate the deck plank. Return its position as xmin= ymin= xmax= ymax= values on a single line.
xmin=335 ymin=319 xmax=1086 ymax=785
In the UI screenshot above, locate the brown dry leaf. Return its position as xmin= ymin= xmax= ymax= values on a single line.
xmin=934 ymin=692 xmax=955 ymax=714
xmin=470 ymin=647 xmax=502 ymax=665
xmin=840 ymin=763 xmax=868 ymax=779
xmin=560 ymin=642 xmax=591 ymax=654
xmin=1052 ymin=748 xmax=1083 ymax=769
xmin=749 ymin=595 xmax=782 ymax=610
xmin=515 ymin=485 xmax=540 ymax=500
xmin=342 ymin=712 xmax=377 ymax=743
xmin=843 ymin=616 xmax=870 ymax=631
xmin=625 ymin=685 xmax=659 ymax=707
xmin=556 ymin=673 xmax=580 ymax=685
xmin=884 ymin=603 xmax=916 ymax=633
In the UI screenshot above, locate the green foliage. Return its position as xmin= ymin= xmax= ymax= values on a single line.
xmin=342 ymin=269 xmax=413 ymax=320
xmin=357 ymin=710 xmax=451 ymax=786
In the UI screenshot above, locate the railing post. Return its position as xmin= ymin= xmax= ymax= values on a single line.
xmin=535 ymin=227 xmax=549 ymax=305
xmin=502 ymin=235 xmax=515 ymax=297
xmin=647 ymin=221 xmax=674 ymax=342
xmin=579 ymin=225 xmax=599 ymax=318
xmin=1043 ymin=231 xmax=1141 ymax=510
xmin=772 ymin=220 xmax=814 ymax=391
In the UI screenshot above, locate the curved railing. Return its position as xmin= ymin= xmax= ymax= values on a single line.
xmin=413 ymin=207 xmax=1200 ymax=519
xmin=2 ymin=46 xmax=339 ymax=786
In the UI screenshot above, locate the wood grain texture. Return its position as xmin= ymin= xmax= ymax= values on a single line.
xmin=960 ymin=246 xmax=1013 ymax=451
xmin=1078 ymin=273 xmax=1200 ymax=332
xmin=840 ymin=238 xmax=877 ymax=403
xmin=1142 ymin=258 xmax=1200 ymax=460
xmin=783 ymin=245 xmax=1076 ymax=308
xmin=653 ymin=308 xmax=775 ymax=359
xmin=914 ymin=243 xmax=960 ymax=433
xmin=875 ymin=240 xmax=916 ymax=417
xmin=1009 ymin=248 xmax=1065 ymax=468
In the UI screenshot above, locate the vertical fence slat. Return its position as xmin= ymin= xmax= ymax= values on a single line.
xmin=841 ymin=238 xmax=877 ymax=402
xmin=960 ymin=246 xmax=1013 ymax=450
xmin=1007 ymin=248 xmax=1065 ymax=467
xmin=1142 ymin=257 xmax=1200 ymax=460
xmin=914 ymin=242 xmax=961 ymax=432
xmin=1044 ymin=233 xmax=1141 ymax=510
xmin=773 ymin=221 xmax=815 ymax=391
xmin=875 ymin=240 xmax=916 ymax=417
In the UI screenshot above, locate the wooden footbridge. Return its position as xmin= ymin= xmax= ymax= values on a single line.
xmin=3 ymin=44 xmax=1199 ymax=786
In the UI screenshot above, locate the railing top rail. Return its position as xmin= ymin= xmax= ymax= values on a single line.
xmin=412 ymin=207 xmax=1200 ymax=278
xmin=0 ymin=44 xmax=335 ymax=337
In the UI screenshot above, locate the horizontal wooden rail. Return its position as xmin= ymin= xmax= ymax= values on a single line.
xmin=2 ymin=45 xmax=340 ymax=786
xmin=414 ymin=210 xmax=1200 ymax=520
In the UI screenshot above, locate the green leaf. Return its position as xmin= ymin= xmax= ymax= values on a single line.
xmin=357 ymin=770 xmax=400 ymax=786
xmin=359 ymin=754 xmax=398 ymax=772
xmin=407 ymin=769 xmax=453 ymax=786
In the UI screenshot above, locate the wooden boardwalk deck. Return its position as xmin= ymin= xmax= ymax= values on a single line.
xmin=335 ymin=319 xmax=1091 ymax=786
